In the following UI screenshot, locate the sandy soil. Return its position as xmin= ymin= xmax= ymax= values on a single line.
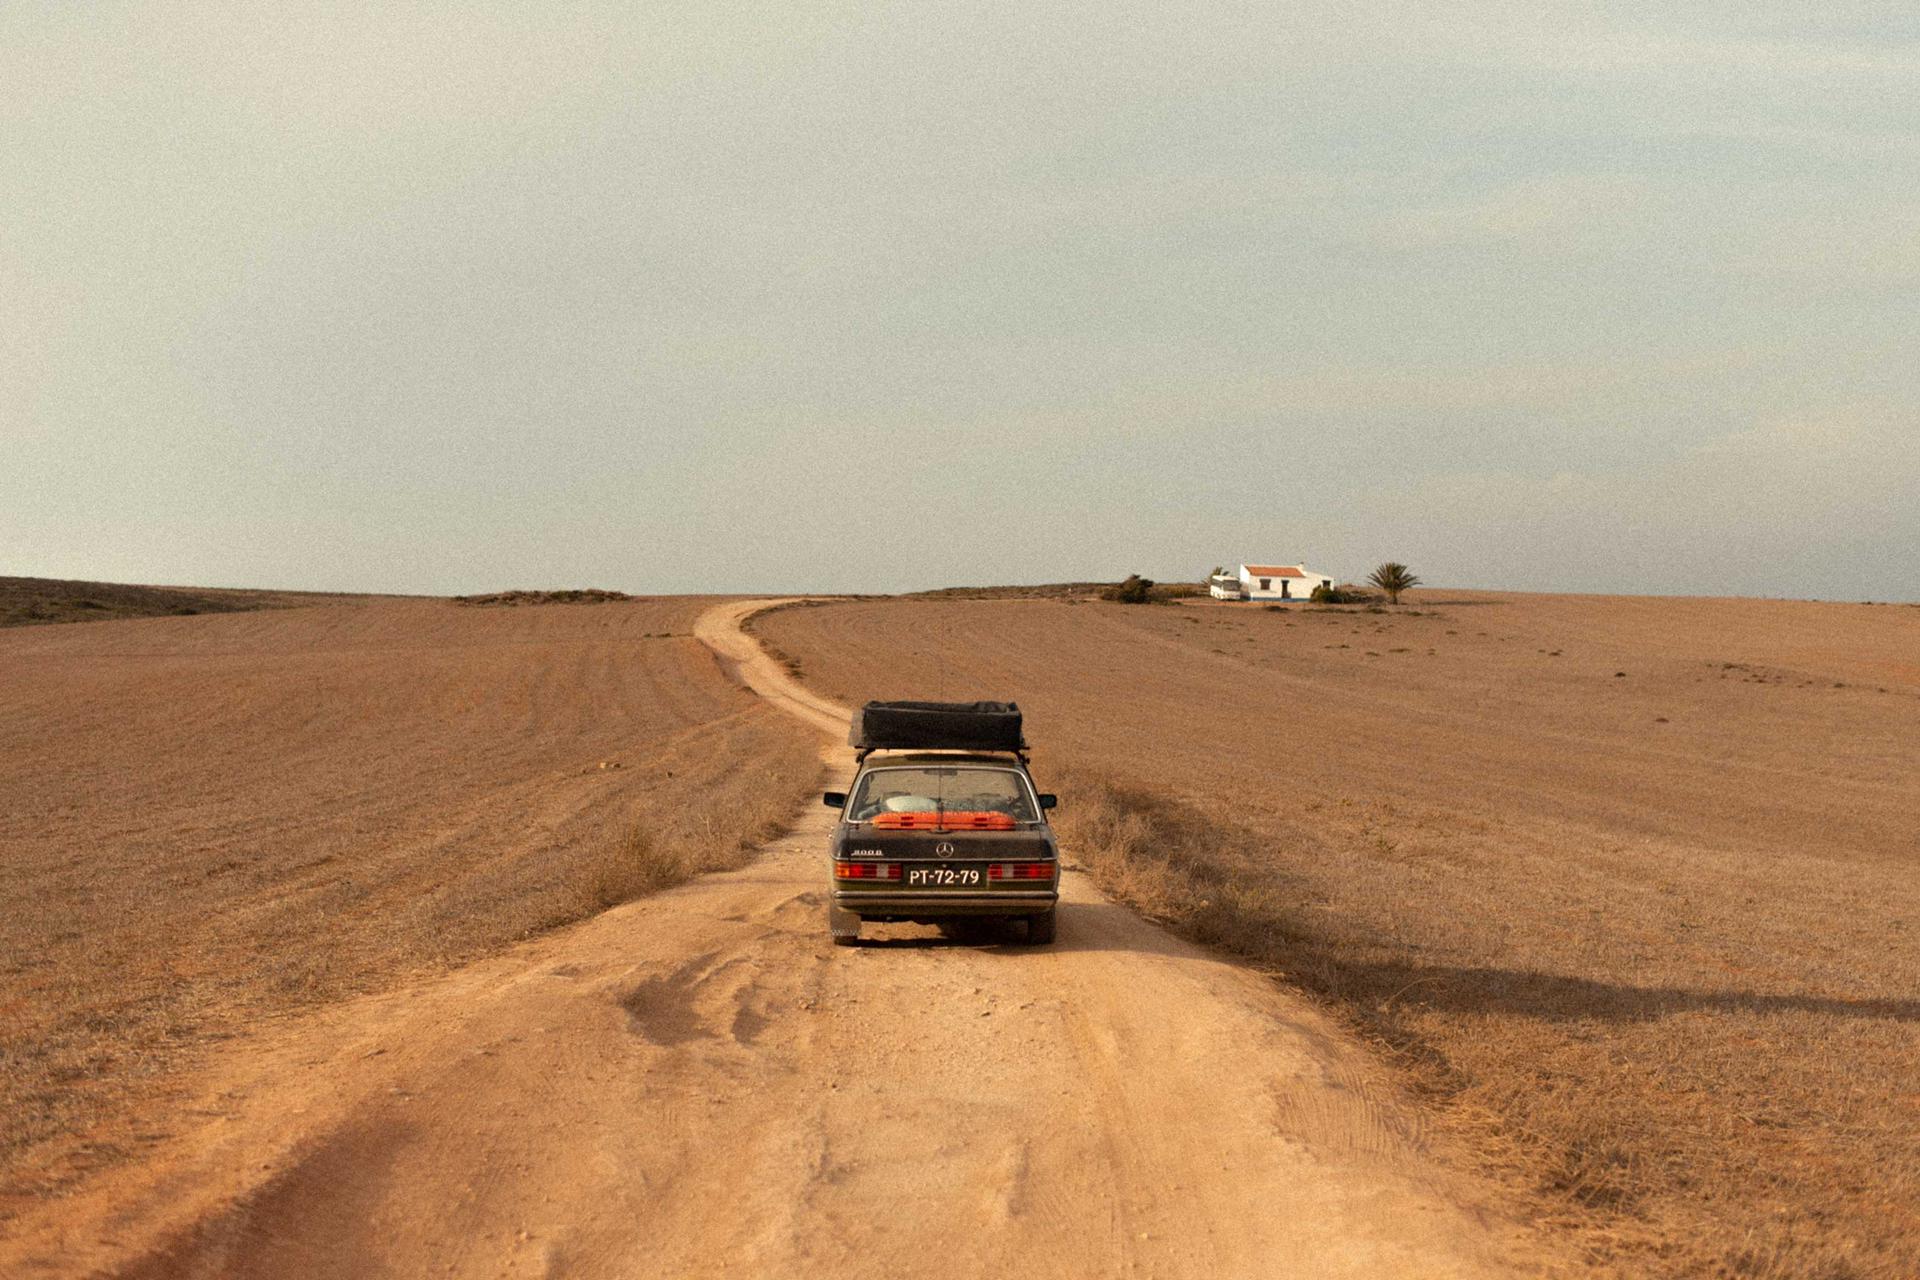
xmin=754 ymin=591 xmax=1920 ymax=1276
xmin=0 ymin=599 xmax=1567 ymax=1279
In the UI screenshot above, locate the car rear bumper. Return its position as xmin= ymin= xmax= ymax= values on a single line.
xmin=832 ymin=889 xmax=1057 ymax=919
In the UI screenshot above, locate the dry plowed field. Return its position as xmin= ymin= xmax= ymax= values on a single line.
xmin=2 ymin=599 xmax=1575 ymax=1280
xmin=0 ymin=596 xmax=818 ymax=1213
xmin=754 ymin=592 xmax=1920 ymax=1278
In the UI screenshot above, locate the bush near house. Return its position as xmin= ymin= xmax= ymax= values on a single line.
xmin=1152 ymin=581 xmax=1205 ymax=599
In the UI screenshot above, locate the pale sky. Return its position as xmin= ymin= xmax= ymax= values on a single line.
xmin=4 ymin=2 xmax=1916 ymax=598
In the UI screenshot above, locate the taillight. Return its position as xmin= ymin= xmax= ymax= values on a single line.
xmin=834 ymin=861 xmax=900 ymax=880
xmin=987 ymin=862 xmax=1055 ymax=881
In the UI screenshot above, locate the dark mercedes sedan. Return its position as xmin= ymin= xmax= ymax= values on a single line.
xmin=823 ymin=703 xmax=1059 ymax=946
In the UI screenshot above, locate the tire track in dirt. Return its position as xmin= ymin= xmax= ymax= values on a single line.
xmin=2 ymin=599 xmax=1567 ymax=1279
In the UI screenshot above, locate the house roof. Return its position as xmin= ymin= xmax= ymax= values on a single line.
xmin=1243 ymin=564 xmax=1307 ymax=577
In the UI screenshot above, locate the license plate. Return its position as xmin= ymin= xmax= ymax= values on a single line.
xmin=905 ymin=864 xmax=982 ymax=888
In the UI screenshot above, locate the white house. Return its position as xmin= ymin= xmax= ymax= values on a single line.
xmin=1235 ymin=563 xmax=1334 ymax=602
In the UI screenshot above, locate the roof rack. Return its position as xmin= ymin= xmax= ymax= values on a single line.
xmin=849 ymin=700 xmax=1026 ymax=761
xmin=855 ymin=746 xmax=1031 ymax=764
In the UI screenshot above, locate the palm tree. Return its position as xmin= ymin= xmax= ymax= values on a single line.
xmin=1368 ymin=562 xmax=1421 ymax=604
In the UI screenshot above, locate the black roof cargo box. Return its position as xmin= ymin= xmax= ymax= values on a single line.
xmin=850 ymin=700 xmax=1025 ymax=753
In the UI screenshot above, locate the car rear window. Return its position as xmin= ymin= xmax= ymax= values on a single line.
xmin=849 ymin=767 xmax=1037 ymax=823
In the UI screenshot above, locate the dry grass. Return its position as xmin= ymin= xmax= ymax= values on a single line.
xmin=757 ymin=590 xmax=1920 ymax=1279
xmin=902 ymin=582 xmax=1112 ymax=600
xmin=451 ymin=588 xmax=633 ymax=607
xmin=1050 ymin=772 xmax=1917 ymax=1277
xmin=0 ymin=596 xmax=818 ymax=1216
xmin=0 ymin=576 xmax=334 ymax=629
xmin=903 ymin=580 xmax=1205 ymax=601
xmin=574 ymin=748 xmax=816 ymax=913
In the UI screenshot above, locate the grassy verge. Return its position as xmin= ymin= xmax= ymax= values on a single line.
xmin=1052 ymin=769 xmax=1908 ymax=1280
xmin=574 ymin=736 xmax=816 ymax=912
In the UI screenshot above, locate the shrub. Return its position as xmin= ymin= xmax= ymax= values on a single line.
xmin=1311 ymin=583 xmax=1377 ymax=605
xmin=1105 ymin=574 xmax=1155 ymax=604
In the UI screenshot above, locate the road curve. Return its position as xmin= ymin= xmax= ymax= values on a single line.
xmin=5 ymin=599 xmax=1558 ymax=1279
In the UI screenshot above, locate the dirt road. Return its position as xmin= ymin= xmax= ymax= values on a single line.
xmin=5 ymin=600 xmax=1555 ymax=1279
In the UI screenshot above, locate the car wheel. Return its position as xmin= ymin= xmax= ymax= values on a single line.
xmin=828 ymin=903 xmax=861 ymax=947
xmin=1025 ymin=910 xmax=1056 ymax=945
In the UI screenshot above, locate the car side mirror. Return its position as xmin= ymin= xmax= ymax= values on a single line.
xmin=1038 ymin=793 xmax=1058 ymax=810
xmin=822 ymin=791 xmax=847 ymax=809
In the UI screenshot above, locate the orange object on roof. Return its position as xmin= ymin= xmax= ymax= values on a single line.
xmin=871 ymin=811 xmax=1017 ymax=831
xmin=1243 ymin=565 xmax=1306 ymax=577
